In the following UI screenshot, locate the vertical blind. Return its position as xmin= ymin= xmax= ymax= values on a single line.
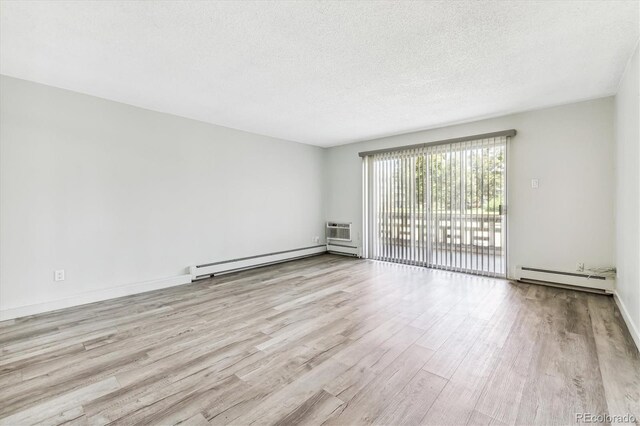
xmin=362 ymin=133 xmax=511 ymax=277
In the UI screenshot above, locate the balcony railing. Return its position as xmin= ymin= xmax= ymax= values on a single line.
xmin=373 ymin=212 xmax=505 ymax=274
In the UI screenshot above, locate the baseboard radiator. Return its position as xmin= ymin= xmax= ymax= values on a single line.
xmin=515 ymin=265 xmax=614 ymax=294
xmin=190 ymin=245 xmax=327 ymax=280
xmin=327 ymin=242 xmax=360 ymax=257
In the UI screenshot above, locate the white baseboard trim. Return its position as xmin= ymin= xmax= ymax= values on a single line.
xmin=190 ymin=245 xmax=327 ymax=278
xmin=0 ymin=274 xmax=193 ymax=321
xmin=613 ymin=291 xmax=640 ymax=351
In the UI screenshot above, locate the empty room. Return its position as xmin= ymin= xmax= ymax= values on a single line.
xmin=1 ymin=1 xmax=639 ymax=425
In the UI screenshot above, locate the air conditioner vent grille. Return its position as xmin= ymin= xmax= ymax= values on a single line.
xmin=326 ymin=222 xmax=352 ymax=241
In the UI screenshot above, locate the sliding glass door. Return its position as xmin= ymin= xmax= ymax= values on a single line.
xmin=363 ymin=135 xmax=508 ymax=277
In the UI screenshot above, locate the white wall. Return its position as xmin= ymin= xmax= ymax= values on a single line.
xmin=0 ymin=75 xmax=325 ymax=315
xmin=614 ymin=42 xmax=640 ymax=347
xmin=325 ymin=97 xmax=615 ymax=279
xmin=0 ymin=74 xmax=625 ymax=324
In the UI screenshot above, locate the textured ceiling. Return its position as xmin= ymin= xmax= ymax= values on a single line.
xmin=1 ymin=1 xmax=638 ymax=147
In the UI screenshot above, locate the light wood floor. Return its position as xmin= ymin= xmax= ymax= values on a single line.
xmin=1 ymin=255 xmax=639 ymax=425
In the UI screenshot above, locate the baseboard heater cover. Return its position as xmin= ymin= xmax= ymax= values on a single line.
xmin=190 ymin=245 xmax=327 ymax=279
xmin=326 ymin=243 xmax=360 ymax=257
xmin=515 ymin=265 xmax=614 ymax=294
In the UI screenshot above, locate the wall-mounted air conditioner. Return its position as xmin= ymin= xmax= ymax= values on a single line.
xmin=515 ymin=265 xmax=615 ymax=294
xmin=326 ymin=221 xmax=359 ymax=257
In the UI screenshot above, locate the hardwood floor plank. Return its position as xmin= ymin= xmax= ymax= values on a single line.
xmin=324 ymin=325 xmax=428 ymax=402
xmin=420 ymin=328 xmax=502 ymax=425
xmin=40 ymin=407 xmax=85 ymax=426
xmin=419 ymin=380 xmax=478 ymax=425
xmin=466 ymin=410 xmax=506 ymax=426
xmin=326 ymin=344 xmax=434 ymax=425
xmin=473 ymin=297 xmax=546 ymax=425
xmin=588 ymin=294 xmax=640 ymax=422
xmin=422 ymin=316 xmax=487 ymax=379
xmin=231 ymin=358 xmax=350 ymax=425
xmin=414 ymin=307 xmax=469 ymax=351
xmin=0 ymin=377 xmax=119 ymax=425
xmin=273 ymin=389 xmax=345 ymax=426
xmin=373 ymin=369 xmax=448 ymax=425
xmin=180 ymin=413 xmax=210 ymax=426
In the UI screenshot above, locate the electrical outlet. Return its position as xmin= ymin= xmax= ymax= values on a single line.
xmin=54 ymin=269 xmax=65 ymax=281
xmin=312 ymin=236 xmax=320 ymax=244
xmin=531 ymin=179 xmax=539 ymax=189
xmin=577 ymin=262 xmax=585 ymax=272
